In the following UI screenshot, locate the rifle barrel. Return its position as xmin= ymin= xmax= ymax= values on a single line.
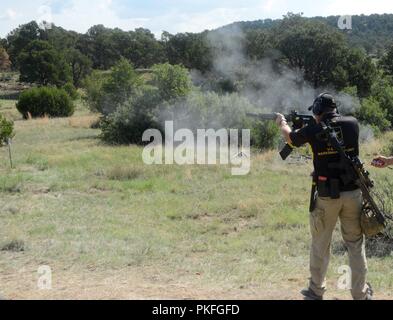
xmin=246 ymin=113 xmax=277 ymax=121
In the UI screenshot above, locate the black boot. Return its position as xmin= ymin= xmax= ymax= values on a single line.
xmin=301 ymin=288 xmax=323 ymax=300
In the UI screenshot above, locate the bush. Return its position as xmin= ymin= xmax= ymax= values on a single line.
xmin=16 ymin=87 xmax=75 ymax=119
xmin=370 ymin=76 xmax=393 ymax=126
xmin=101 ymin=58 xmax=142 ymax=106
xmin=159 ymin=91 xmax=280 ymax=150
xmin=65 ymin=48 xmax=93 ymax=87
xmin=0 ymin=113 xmax=14 ymax=145
xmin=83 ymin=70 xmax=109 ymax=113
xmin=356 ymin=97 xmax=390 ymax=134
xmin=84 ymin=59 xmax=142 ymax=115
xmin=100 ymin=87 xmax=280 ymax=149
xmin=159 ymin=91 xmax=252 ymax=129
xmin=250 ymin=120 xmax=280 ymax=150
xmin=62 ymin=82 xmax=79 ymax=100
xmin=151 ymin=63 xmax=192 ymax=101
xmin=100 ymin=86 xmax=161 ymax=144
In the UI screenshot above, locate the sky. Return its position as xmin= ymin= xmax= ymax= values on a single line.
xmin=1 ymin=0 xmax=393 ymax=38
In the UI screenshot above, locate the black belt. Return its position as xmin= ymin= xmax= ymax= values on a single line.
xmin=316 ymin=176 xmax=358 ymax=198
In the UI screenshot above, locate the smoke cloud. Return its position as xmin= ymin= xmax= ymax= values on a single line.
xmin=161 ymin=25 xmax=372 ymax=142
xmin=203 ymin=25 xmax=361 ymax=115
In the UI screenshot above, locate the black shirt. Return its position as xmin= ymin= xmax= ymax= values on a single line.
xmin=289 ymin=112 xmax=360 ymax=190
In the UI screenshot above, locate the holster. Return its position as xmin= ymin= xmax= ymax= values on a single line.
xmin=309 ymin=173 xmax=317 ymax=213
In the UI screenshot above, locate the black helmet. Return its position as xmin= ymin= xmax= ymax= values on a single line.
xmin=308 ymin=93 xmax=337 ymax=116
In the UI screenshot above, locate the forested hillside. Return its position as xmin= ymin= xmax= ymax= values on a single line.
xmin=221 ymin=13 xmax=393 ymax=55
xmin=2 ymin=13 xmax=393 ymax=147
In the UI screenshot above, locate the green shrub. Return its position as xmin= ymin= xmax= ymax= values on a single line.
xmin=160 ymin=91 xmax=280 ymax=150
xmin=102 ymin=59 xmax=141 ymax=99
xmin=0 ymin=113 xmax=14 ymax=145
xmin=100 ymin=86 xmax=161 ymax=145
xmin=340 ymin=86 xmax=358 ymax=98
xmin=370 ymin=76 xmax=393 ymax=126
xmin=62 ymin=82 xmax=79 ymax=100
xmin=250 ymin=120 xmax=280 ymax=150
xmin=100 ymin=87 xmax=280 ymax=149
xmin=356 ymin=97 xmax=390 ymax=134
xmin=16 ymin=87 xmax=75 ymax=119
xmin=83 ymin=70 xmax=109 ymax=113
xmin=151 ymin=63 xmax=192 ymax=101
xmin=381 ymin=135 xmax=393 ymax=156
xmin=100 ymin=110 xmax=160 ymax=145
xmin=159 ymin=91 xmax=253 ymax=129
xmin=84 ymin=59 xmax=142 ymax=115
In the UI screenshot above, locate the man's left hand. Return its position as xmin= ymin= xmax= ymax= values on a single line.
xmin=276 ymin=113 xmax=287 ymax=127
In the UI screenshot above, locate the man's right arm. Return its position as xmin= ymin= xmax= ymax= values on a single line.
xmin=371 ymin=156 xmax=393 ymax=168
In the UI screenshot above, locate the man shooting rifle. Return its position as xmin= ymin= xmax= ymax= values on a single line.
xmin=275 ymin=93 xmax=374 ymax=300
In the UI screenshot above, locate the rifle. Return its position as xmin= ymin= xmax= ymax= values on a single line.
xmin=247 ymin=111 xmax=316 ymax=160
xmin=319 ymin=121 xmax=390 ymax=234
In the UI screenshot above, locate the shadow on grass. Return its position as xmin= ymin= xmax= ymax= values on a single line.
xmin=1 ymin=240 xmax=25 ymax=252
xmin=0 ymin=92 xmax=20 ymax=100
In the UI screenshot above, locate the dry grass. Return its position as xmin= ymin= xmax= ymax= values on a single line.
xmin=3 ymin=265 xmax=392 ymax=300
xmin=28 ymin=114 xmax=50 ymax=125
xmin=68 ymin=115 xmax=100 ymax=128
xmin=105 ymin=165 xmax=144 ymax=181
xmin=1 ymin=108 xmax=393 ymax=300
xmin=361 ymin=132 xmax=393 ymax=158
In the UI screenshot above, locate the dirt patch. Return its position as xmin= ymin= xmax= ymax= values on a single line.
xmin=1 ymin=265 xmax=392 ymax=300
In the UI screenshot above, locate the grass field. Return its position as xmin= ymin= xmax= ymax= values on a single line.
xmin=1 ymin=98 xmax=393 ymax=300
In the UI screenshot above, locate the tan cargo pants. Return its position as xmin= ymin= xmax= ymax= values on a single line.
xmin=309 ymin=189 xmax=369 ymax=300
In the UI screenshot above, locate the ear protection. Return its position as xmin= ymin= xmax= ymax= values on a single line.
xmin=309 ymin=92 xmax=337 ymax=116
xmin=312 ymin=92 xmax=329 ymax=116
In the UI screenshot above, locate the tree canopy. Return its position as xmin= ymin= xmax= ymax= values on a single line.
xmin=18 ymin=40 xmax=71 ymax=86
xmin=1 ymin=14 xmax=392 ymax=100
